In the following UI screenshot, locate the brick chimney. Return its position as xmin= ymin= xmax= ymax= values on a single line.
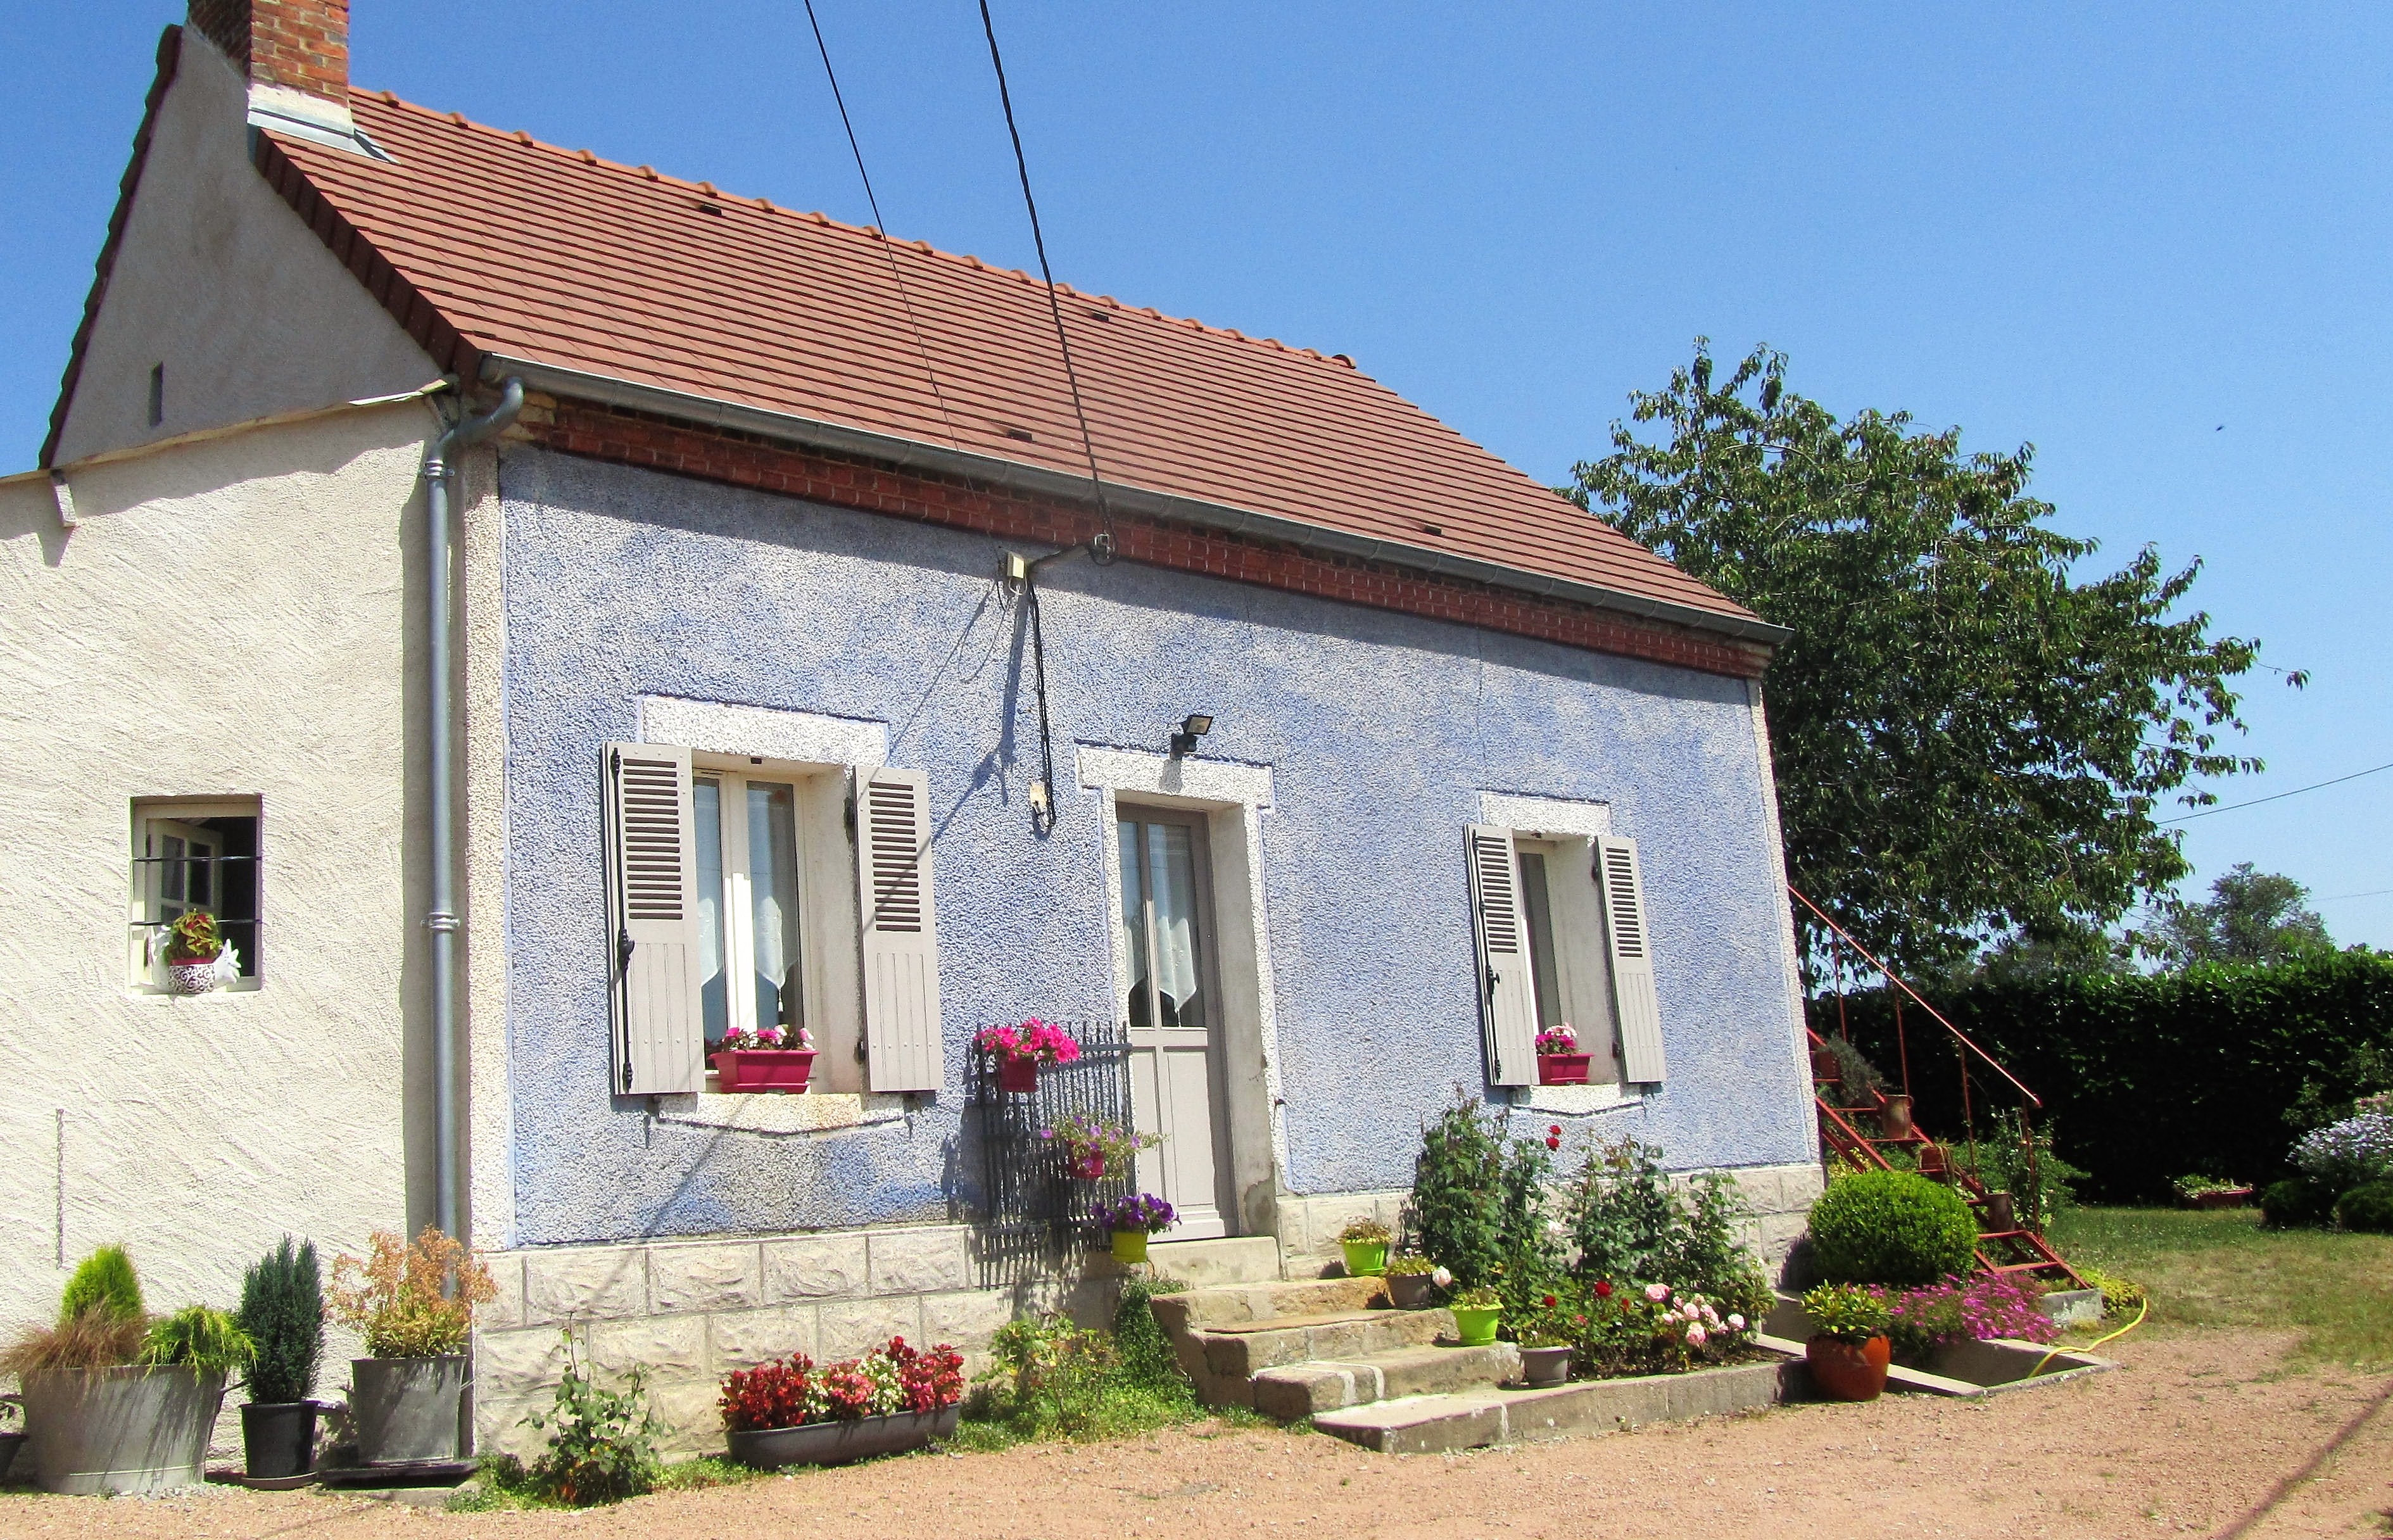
xmin=187 ymin=0 xmax=353 ymax=136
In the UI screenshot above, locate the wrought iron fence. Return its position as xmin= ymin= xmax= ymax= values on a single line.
xmin=973 ymin=1021 xmax=1135 ymax=1287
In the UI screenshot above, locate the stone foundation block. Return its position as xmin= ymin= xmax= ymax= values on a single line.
xmin=709 ymin=1305 xmax=818 ymax=1370
xmin=588 ymin=1314 xmax=708 ymax=1381
xmin=919 ymin=1288 xmax=1014 ymax=1353
xmin=477 ymin=1325 xmax=572 ymax=1397
xmin=868 ymin=1228 xmax=970 ymax=1296
xmin=762 ymin=1234 xmax=870 ymax=1300
xmin=818 ymin=1294 xmax=924 ymax=1359
xmin=523 ymin=1246 xmax=647 ymax=1324
xmin=649 ymin=1242 xmax=762 ymax=1314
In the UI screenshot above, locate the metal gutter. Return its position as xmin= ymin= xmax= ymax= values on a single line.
xmin=480 ymin=355 xmax=1791 ymax=649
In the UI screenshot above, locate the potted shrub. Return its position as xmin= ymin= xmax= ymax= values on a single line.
xmin=1536 ymin=1023 xmax=1593 ymax=1085
xmin=1339 ymin=1218 xmax=1391 ymax=1278
xmin=1038 ymin=1114 xmax=1157 ymax=1180
xmin=329 ymin=1227 xmax=496 ymax=1465
xmin=1094 ymin=1193 xmax=1176 ymax=1263
xmin=1384 ymin=1254 xmax=1442 ymax=1309
xmin=1449 ymin=1284 xmax=1501 ymax=1347
xmin=710 ymin=1024 xmax=818 ymax=1092
xmin=161 ymin=908 xmax=227 ymax=995
xmin=1916 ymin=1142 xmax=1950 ymax=1177
xmin=1801 ymin=1283 xmax=1892 ymax=1401
xmin=1879 ymin=1094 xmax=1916 ymax=1141
xmin=974 ymin=1019 xmax=1082 ymax=1094
xmin=237 ymin=1238 xmax=324 ymax=1480
xmin=3 ymin=1246 xmax=255 ymax=1495
xmin=720 ymin=1338 xmax=964 ymax=1468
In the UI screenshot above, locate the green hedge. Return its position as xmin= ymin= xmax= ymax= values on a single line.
xmin=1812 ymin=952 xmax=2393 ymax=1202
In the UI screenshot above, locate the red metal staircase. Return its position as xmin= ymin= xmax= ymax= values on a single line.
xmin=1793 ymin=889 xmax=2085 ymax=1291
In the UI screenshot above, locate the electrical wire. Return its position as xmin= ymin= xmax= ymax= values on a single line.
xmin=976 ymin=0 xmax=1119 ymax=564
xmin=802 ymin=0 xmax=964 ymax=454
xmin=1023 ymin=580 xmax=1062 ymax=835
xmin=2159 ymin=759 xmax=2393 ymax=824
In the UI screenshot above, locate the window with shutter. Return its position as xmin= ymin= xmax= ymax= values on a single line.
xmin=856 ymin=767 xmax=942 ymax=1092
xmin=604 ymin=742 xmax=704 ymax=1094
xmin=1596 ymin=835 xmax=1666 ymax=1082
xmin=1465 ymin=823 xmax=1539 ymax=1086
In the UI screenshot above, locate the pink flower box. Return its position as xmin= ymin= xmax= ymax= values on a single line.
xmin=1538 ymin=1053 xmax=1593 ymax=1086
xmin=712 ymin=1049 xmax=818 ymax=1092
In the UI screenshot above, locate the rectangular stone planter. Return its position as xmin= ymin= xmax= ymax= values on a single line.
xmin=726 ymin=1404 xmax=959 ymax=1467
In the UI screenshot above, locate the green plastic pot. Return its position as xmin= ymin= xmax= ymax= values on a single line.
xmin=1451 ymin=1304 xmax=1501 ymax=1347
xmin=1111 ymin=1230 xmax=1149 ymax=1265
xmin=1340 ymin=1239 xmax=1388 ymax=1277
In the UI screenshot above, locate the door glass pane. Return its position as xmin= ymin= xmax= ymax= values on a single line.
xmin=1118 ymin=819 xmax=1152 ymax=1026
xmin=1146 ymin=823 xmax=1206 ymax=1028
xmin=1517 ymin=851 xmax=1564 ymax=1030
xmin=747 ymin=781 xmax=803 ymax=1029
xmin=694 ymin=778 xmax=728 ymax=1042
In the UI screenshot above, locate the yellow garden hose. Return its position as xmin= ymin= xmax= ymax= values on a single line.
xmin=2029 ymin=1294 xmax=2148 ymax=1378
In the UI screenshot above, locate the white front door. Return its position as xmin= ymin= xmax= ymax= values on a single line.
xmin=1116 ymin=810 xmax=1234 ymax=1239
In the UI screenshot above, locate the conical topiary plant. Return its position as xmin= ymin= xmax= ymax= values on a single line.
xmin=237 ymin=1238 xmax=324 ymax=1405
xmin=58 ymin=1244 xmax=145 ymax=1325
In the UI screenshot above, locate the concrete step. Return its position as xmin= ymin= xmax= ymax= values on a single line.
xmin=1250 ymin=1339 xmax=1520 ymax=1420
xmin=1193 ymin=1305 xmax=1453 ymax=1380
xmin=1149 ymin=1275 xmax=1387 ymax=1332
xmin=1136 ymin=1235 xmax=1284 ymax=1289
xmin=1313 ymin=1356 xmax=1798 ymax=1454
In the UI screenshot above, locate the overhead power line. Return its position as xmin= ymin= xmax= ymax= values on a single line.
xmin=976 ymin=0 xmax=1118 ymax=564
xmin=2158 ymin=759 xmax=2393 ymax=824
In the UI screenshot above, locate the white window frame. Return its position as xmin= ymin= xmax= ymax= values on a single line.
xmin=127 ymin=796 xmax=263 ymax=994
xmin=689 ymin=753 xmax=861 ymax=1092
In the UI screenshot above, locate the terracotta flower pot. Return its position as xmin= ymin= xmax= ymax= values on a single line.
xmin=1806 ymin=1334 xmax=1891 ymax=1402
xmin=1916 ymin=1143 xmax=1948 ymax=1177
xmin=712 ymin=1048 xmax=817 ymax=1092
xmin=1811 ymin=1045 xmax=1841 ymax=1081
xmin=1537 ymin=1053 xmax=1593 ymax=1086
xmin=1981 ymin=1191 xmax=2017 ymax=1231
xmin=1878 ymin=1095 xmax=1914 ymax=1141
xmin=997 ymin=1058 xmax=1039 ymax=1094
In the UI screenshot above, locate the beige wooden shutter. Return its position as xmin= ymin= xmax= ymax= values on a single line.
xmin=1465 ymin=824 xmax=1538 ymax=1087
xmin=603 ymin=743 xmax=704 ymax=1095
xmin=1596 ymin=835 xmax=1666 ymax=1082
xmin=857 ymin=767 xmax=942 ymax=1092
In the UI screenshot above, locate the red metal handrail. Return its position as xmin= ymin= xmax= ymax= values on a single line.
xmin=1787 ymin=885 xmax=2042 ymax=1110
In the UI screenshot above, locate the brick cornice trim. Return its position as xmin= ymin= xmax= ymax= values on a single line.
xmin=523 ymin=396 xmax=1772 ymax=680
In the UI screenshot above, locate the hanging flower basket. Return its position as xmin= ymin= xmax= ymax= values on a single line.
xmin=975 ymin=1019 xmax=1081 ymax=1094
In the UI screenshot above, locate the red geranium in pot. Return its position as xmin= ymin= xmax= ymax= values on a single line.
xmin=1536 ymin=1023 xmax=1593 ymax=1085
xmin=712 ymin=1025 xmax=818 ymax=1092
xmin=975 ymin=1019 xmax=1082 ymax=1093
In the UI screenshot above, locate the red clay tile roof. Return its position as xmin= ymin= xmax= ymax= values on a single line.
xmin=263 ymin=90 xmax=1761 ymax=632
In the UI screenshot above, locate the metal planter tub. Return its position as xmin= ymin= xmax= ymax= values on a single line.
xmin=351 ymin=1356 xmax=469 ymax=1463
xmin=18 ymin=1366 xmax=227 ymax=1495
xmin=727 ymin=1406 xmax=960 ymax=1468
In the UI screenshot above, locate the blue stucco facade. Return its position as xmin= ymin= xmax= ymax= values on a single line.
xmin=495 ymin=447 xmax=1812 ymax=1249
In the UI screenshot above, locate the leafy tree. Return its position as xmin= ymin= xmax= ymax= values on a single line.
xmin=1570 ymin=341 xmax=2277 ymax=977
xmin=2149 ymin=862 xmax=2334 ymax=968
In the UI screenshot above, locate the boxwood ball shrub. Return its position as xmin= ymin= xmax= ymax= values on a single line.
xmin=1805 ymin=1170 xmax=1979 ymax=1287
xmin=2259 ymin=1177 xmax=2338 ymax=1230
xmin=2335 ymin=1181 xmax=2393 ymax=1234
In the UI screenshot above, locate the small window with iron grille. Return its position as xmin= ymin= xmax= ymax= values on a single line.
xmin=129 ymin=798 xmax=262 ymax=992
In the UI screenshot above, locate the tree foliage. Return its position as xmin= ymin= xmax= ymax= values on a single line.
xmin=2147 ymin=862 xmax=2335 ymax=968
xmin=1570 ymin=341 xmax=2271 ymax=976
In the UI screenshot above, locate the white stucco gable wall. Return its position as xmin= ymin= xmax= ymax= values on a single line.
xmin=47 ymin=27 xmax=435 ymax=466
xmin=0 ymin=400 xmax=438 ymax=1337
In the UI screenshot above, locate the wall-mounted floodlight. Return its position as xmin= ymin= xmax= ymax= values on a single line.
xmin=1168 ymin=713 xmax=1214 ymax=758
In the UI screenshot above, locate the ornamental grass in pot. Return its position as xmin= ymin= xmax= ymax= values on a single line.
xmin=2 ymin=1244 xmax=255 ymax=1495
xmin=236 ymin=1238 xmax=325 ymax=1479
xmin=329 ymin=1227 xmax=495 ymax=1464
xmin=1338 ymin=1217 xmax=1391 ymax=1278
xmin=1800 ymin=1284 xmax=1893 ymax=1401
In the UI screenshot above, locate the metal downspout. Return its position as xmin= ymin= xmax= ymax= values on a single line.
xmin=425 ymin=377 xmax=523 ymax=1242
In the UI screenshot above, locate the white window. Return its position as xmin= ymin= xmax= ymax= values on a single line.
xmin=1465 ymin=826 xmax=1664 ymax=1086
xmin=129 ymin=797 xmax=262 ymax=991
xmin=602 ymin=743 xmax=941 ymax=1097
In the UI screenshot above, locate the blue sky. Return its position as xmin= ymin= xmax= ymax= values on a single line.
xmin=4 ymin=3 xmax=2386 ymax=946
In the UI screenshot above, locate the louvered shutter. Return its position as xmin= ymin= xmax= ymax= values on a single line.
xmin=1465 ymin=824 xmax=1538 ymax=1087
xmin=857 ymin=767 xmax=942 ymax=1092
xmin=603 ymin=743 xmax=704 ymax=1095
xmin=1596 ymin=835 xmax=1666 ymax=1082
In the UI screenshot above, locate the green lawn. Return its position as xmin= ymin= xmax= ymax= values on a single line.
xmin=2049 ymin=1206 xmax=2393 ymax=1370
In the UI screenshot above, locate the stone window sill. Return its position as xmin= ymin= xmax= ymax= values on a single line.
xmin=652 ymin=1087 xmax=909 ymax=1136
